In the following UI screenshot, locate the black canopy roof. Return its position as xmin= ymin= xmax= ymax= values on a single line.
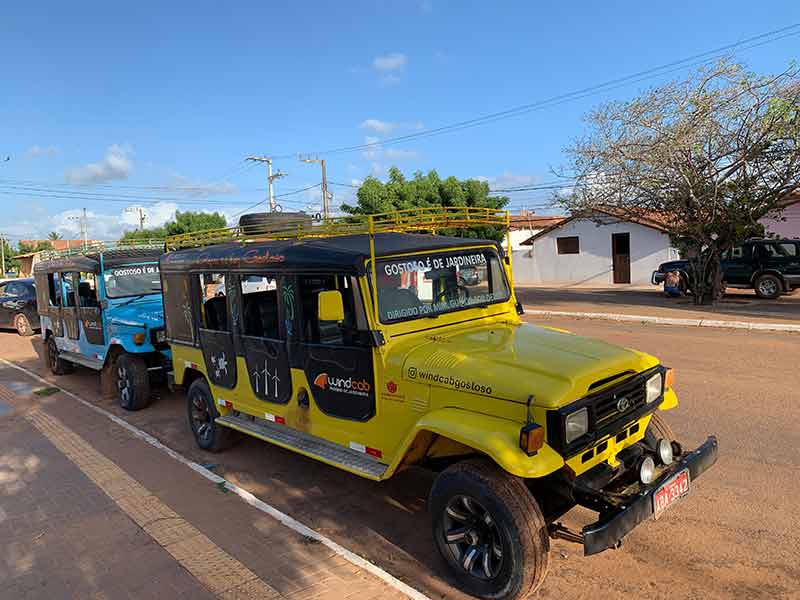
xmin=34 ymin=248 xmax=164 ymax=274
xmin=160 ymin=233 xmax=500 ymax=274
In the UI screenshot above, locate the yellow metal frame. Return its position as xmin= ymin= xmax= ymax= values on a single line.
xmin=166 ymin=206 xmax=513 ymax=332
xmin=38 ymin=238 xmax=166 ymax=261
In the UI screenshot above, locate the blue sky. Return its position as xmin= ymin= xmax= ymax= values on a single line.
xmin=1 ymin=1 xmax=798 ymax=242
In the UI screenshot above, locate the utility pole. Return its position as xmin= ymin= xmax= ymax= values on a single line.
xmin=0 ymin=233 xmax=5 ymax=276
xmin=125 ymin=207 xmax=147 ymax=230
xmin=246 ymin=156 xmax=287 ymax=212
xmin=299 ymin=155 xmax=331 ymax=219
xmin=68 ymin=208 xmax=88 ymax=248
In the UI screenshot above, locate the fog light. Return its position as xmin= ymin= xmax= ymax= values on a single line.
xmin=639 ymin=456 xmax=655 ymax=484
xmin=657 ymin=438 xmax=673 ymax=465
xmin=133 ymin=332 xmax=146 ymax=345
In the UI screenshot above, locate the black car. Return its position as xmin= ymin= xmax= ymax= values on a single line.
xmin=652 ymin=238 xmax=800 ymax=299
xmin=0 ymin=278 xmax=40 ymax=336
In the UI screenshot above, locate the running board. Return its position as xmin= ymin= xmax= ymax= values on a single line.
xmin=59 ymin=351 xmax=104 ymax=371
xmin=216 ymin=413 xmax=388 ymax=480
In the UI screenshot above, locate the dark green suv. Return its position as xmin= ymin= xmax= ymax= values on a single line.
xmin=652 ymin=238 xmax=800 ymax=299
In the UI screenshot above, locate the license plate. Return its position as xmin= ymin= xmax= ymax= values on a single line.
xmin=653 ymin=469 xmax=690 ymax=519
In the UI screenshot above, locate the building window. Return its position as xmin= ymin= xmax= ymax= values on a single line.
xmin=556 ymin=236 xmax=580 ymax=255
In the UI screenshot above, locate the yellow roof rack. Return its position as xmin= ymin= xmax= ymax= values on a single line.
xmin=37 ymin=239 xmax=165 ymax=261
xmin=166 ymin=207 xmax=510 ymax=251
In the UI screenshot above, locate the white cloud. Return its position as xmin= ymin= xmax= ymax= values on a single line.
xmin=167 ymin=174 xmax=238 ymax=196
xmin=373 ymin=52 xmax=407 ymax=72
xmin=384 ymin=148 xmax=419 ymax=160
xmin=27 ymin=145 xmax=60 ymax=158
xmin=379 ymin=73 xmax=402 ymax=87
xmin=359 ymin=119 xmax=424 ymax=136
xmin=360 ymin=119 xmax=398 ymax=135
xmin=484 ymin=171 xmax=539 ymax=190
xmin=64 ymin=144 xmax=133 ymax=184
xmin=361 ymin=136 xmax=419 ymax=164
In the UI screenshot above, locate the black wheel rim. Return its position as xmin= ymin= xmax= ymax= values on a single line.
xmin=117 ymin=364 xmax=131 ymax=405
xmin=442 ymin=495 xmax=504 ymax=581
xmin=759 ymin=279 xmax=777 ymax=296
xmin=190 ymin=391 xmax=213 ymax=444
xmin=48 ymin=340 xmax=58 ymax=370
xmin=16 ymin=315 xmax=28 ymax=335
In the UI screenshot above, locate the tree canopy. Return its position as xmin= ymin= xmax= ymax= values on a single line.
xmin=342 ymin=167 xmax=510 ymax=240
xmin=120 ymin=210 xmax=227 ymax=241
xmin=558 ymin=60 xmax=800 ymax=303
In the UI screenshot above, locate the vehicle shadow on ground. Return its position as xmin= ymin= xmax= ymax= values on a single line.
xmin=11 ymin=337 xmax=470 ymax=600
xmin=515 ymin=287 xmax=800 ymax=322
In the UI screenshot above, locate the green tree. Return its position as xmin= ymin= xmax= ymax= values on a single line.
xmin=120 ymin=210 xmax=227 ymax=241
xmin=342 ymin=167 xmax=510 ymax=240
xmin=558 ymin=60 xmax=800 ymax=304
xmin=47 ymin=231 xmax=62 ymax=240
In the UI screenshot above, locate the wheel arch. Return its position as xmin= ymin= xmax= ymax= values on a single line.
xmin=387 ymin=408 xmax=564 ymax=479
xmin=181 ymin=367 xmax=207 ymax=390
xmin=751 ymin=269 xmax=788 ymax=290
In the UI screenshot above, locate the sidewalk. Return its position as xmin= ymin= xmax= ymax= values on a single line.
xmin=515 ymin=285 xmax=800 ymax=328
xmin=0 ymin=365 xmax=410 ymax=600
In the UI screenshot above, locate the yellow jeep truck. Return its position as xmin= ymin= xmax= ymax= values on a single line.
xmin=160 ymin=209 xmax=718 ymax=600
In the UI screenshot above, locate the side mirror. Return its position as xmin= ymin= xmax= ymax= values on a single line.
xmin=318 ymin=290 xmax=345 ymax=322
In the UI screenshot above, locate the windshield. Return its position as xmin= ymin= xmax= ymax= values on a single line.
xmin=376 ymin=248 xmax=510 ymax=323
xmin=103 ymin=263 xmax=162 ymax=298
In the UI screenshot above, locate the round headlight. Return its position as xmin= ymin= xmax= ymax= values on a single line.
xmin=639 ymin=456 xmax=656 ymax=484
xmin=657 ymin=438 xmax=674 ymax=465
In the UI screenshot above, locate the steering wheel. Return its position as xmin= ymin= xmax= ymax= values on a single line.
xmin=435 ymin=285 xmax=470 ymax=304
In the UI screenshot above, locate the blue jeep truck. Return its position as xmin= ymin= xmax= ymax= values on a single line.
xmin=33 ymin=245 xmax=170 ymax=410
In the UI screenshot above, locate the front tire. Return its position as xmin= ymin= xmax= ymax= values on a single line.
xmin=116 ymin=353 xmax=152 ymax=411
xmin=429 ymin=459 xmax=550 ymax=600
xmin=754 ymin=274 xmax=782 ymax=299
xmin=14 ymin=314 xmax=34 ymax=336
xmin=45 ymin=336 xmax=73 ymax=375
xmin=645 ymin=411 xmax=675 ymax=444
xmin=187 ymin=378 xmax=234 ymax=452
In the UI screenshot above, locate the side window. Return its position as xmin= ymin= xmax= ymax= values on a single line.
xmin=4 ymin=282 xmax=22 ymax=296
xmin=557 ymin=236 xmax=580 ymax=255
xmin=62 ymin=272 xmax=77 ymax=307
xmin=48 ymin=273 xmax=62 ymax=307
xmin=240 ymin=275 xmax=280 ymax=339
xmin=761 ymin=243 xmax=796 ymax=258
xmin=730 ymin=247 xmax=744 ymax=259
xmin=197 ymin=273 xmax=228 ymax=331
xmin=162 ymin=273 xmax=194 ymax=343
xmin=0 ymin=283 xmax=7 ymax=296
xmin=77 ymin=272 xmax=99 ymax=307
xmin=298 ymin=274 xmax=363 ymax=346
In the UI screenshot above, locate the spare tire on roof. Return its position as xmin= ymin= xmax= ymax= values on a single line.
xmin=238 ymin=211 xmax=313 ymax=235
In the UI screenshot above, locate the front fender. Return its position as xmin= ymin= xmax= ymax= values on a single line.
xmin=391 ymin=408 xmax=565 ymax=479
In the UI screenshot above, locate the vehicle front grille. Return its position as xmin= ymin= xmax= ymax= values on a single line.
xmin=592 ymin=378 xmax=647 ymax=426
xmin=546 ymin=366 xmax=663 ymax=458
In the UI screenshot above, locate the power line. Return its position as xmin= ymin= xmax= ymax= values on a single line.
xmin=266 ymin=24 xmax=800 ymax=159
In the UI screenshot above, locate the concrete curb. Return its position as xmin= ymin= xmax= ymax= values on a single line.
xmin=523 ymin=309 xmax=800 ymax=333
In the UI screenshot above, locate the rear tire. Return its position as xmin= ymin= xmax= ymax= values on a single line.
xmin=14 ymin=314 xmax=34 ymax=336
xmin=754 ymin=274 xmax=782 ymax=299
xmin=116 ymin=353 xmax=152 ymax=411
xmin=187 ymin=378 xmax=234 ymax=452
xmin=429 ymin=458 xmax=550 ymax=600
xmin=45 ymin=336 xmax=73 ymax=375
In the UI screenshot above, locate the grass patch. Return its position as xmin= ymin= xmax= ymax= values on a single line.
xmin=33 ymin=387 xmax=59 ymax=397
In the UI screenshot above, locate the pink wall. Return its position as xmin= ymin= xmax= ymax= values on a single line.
xmin=761 ymin=203 xmax=800 ymax=239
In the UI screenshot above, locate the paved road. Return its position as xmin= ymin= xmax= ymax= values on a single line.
xmin=2 ymin=320 xmax=798 ymax=599
xmin=516 ymin=285 xmax=800 ymax=324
